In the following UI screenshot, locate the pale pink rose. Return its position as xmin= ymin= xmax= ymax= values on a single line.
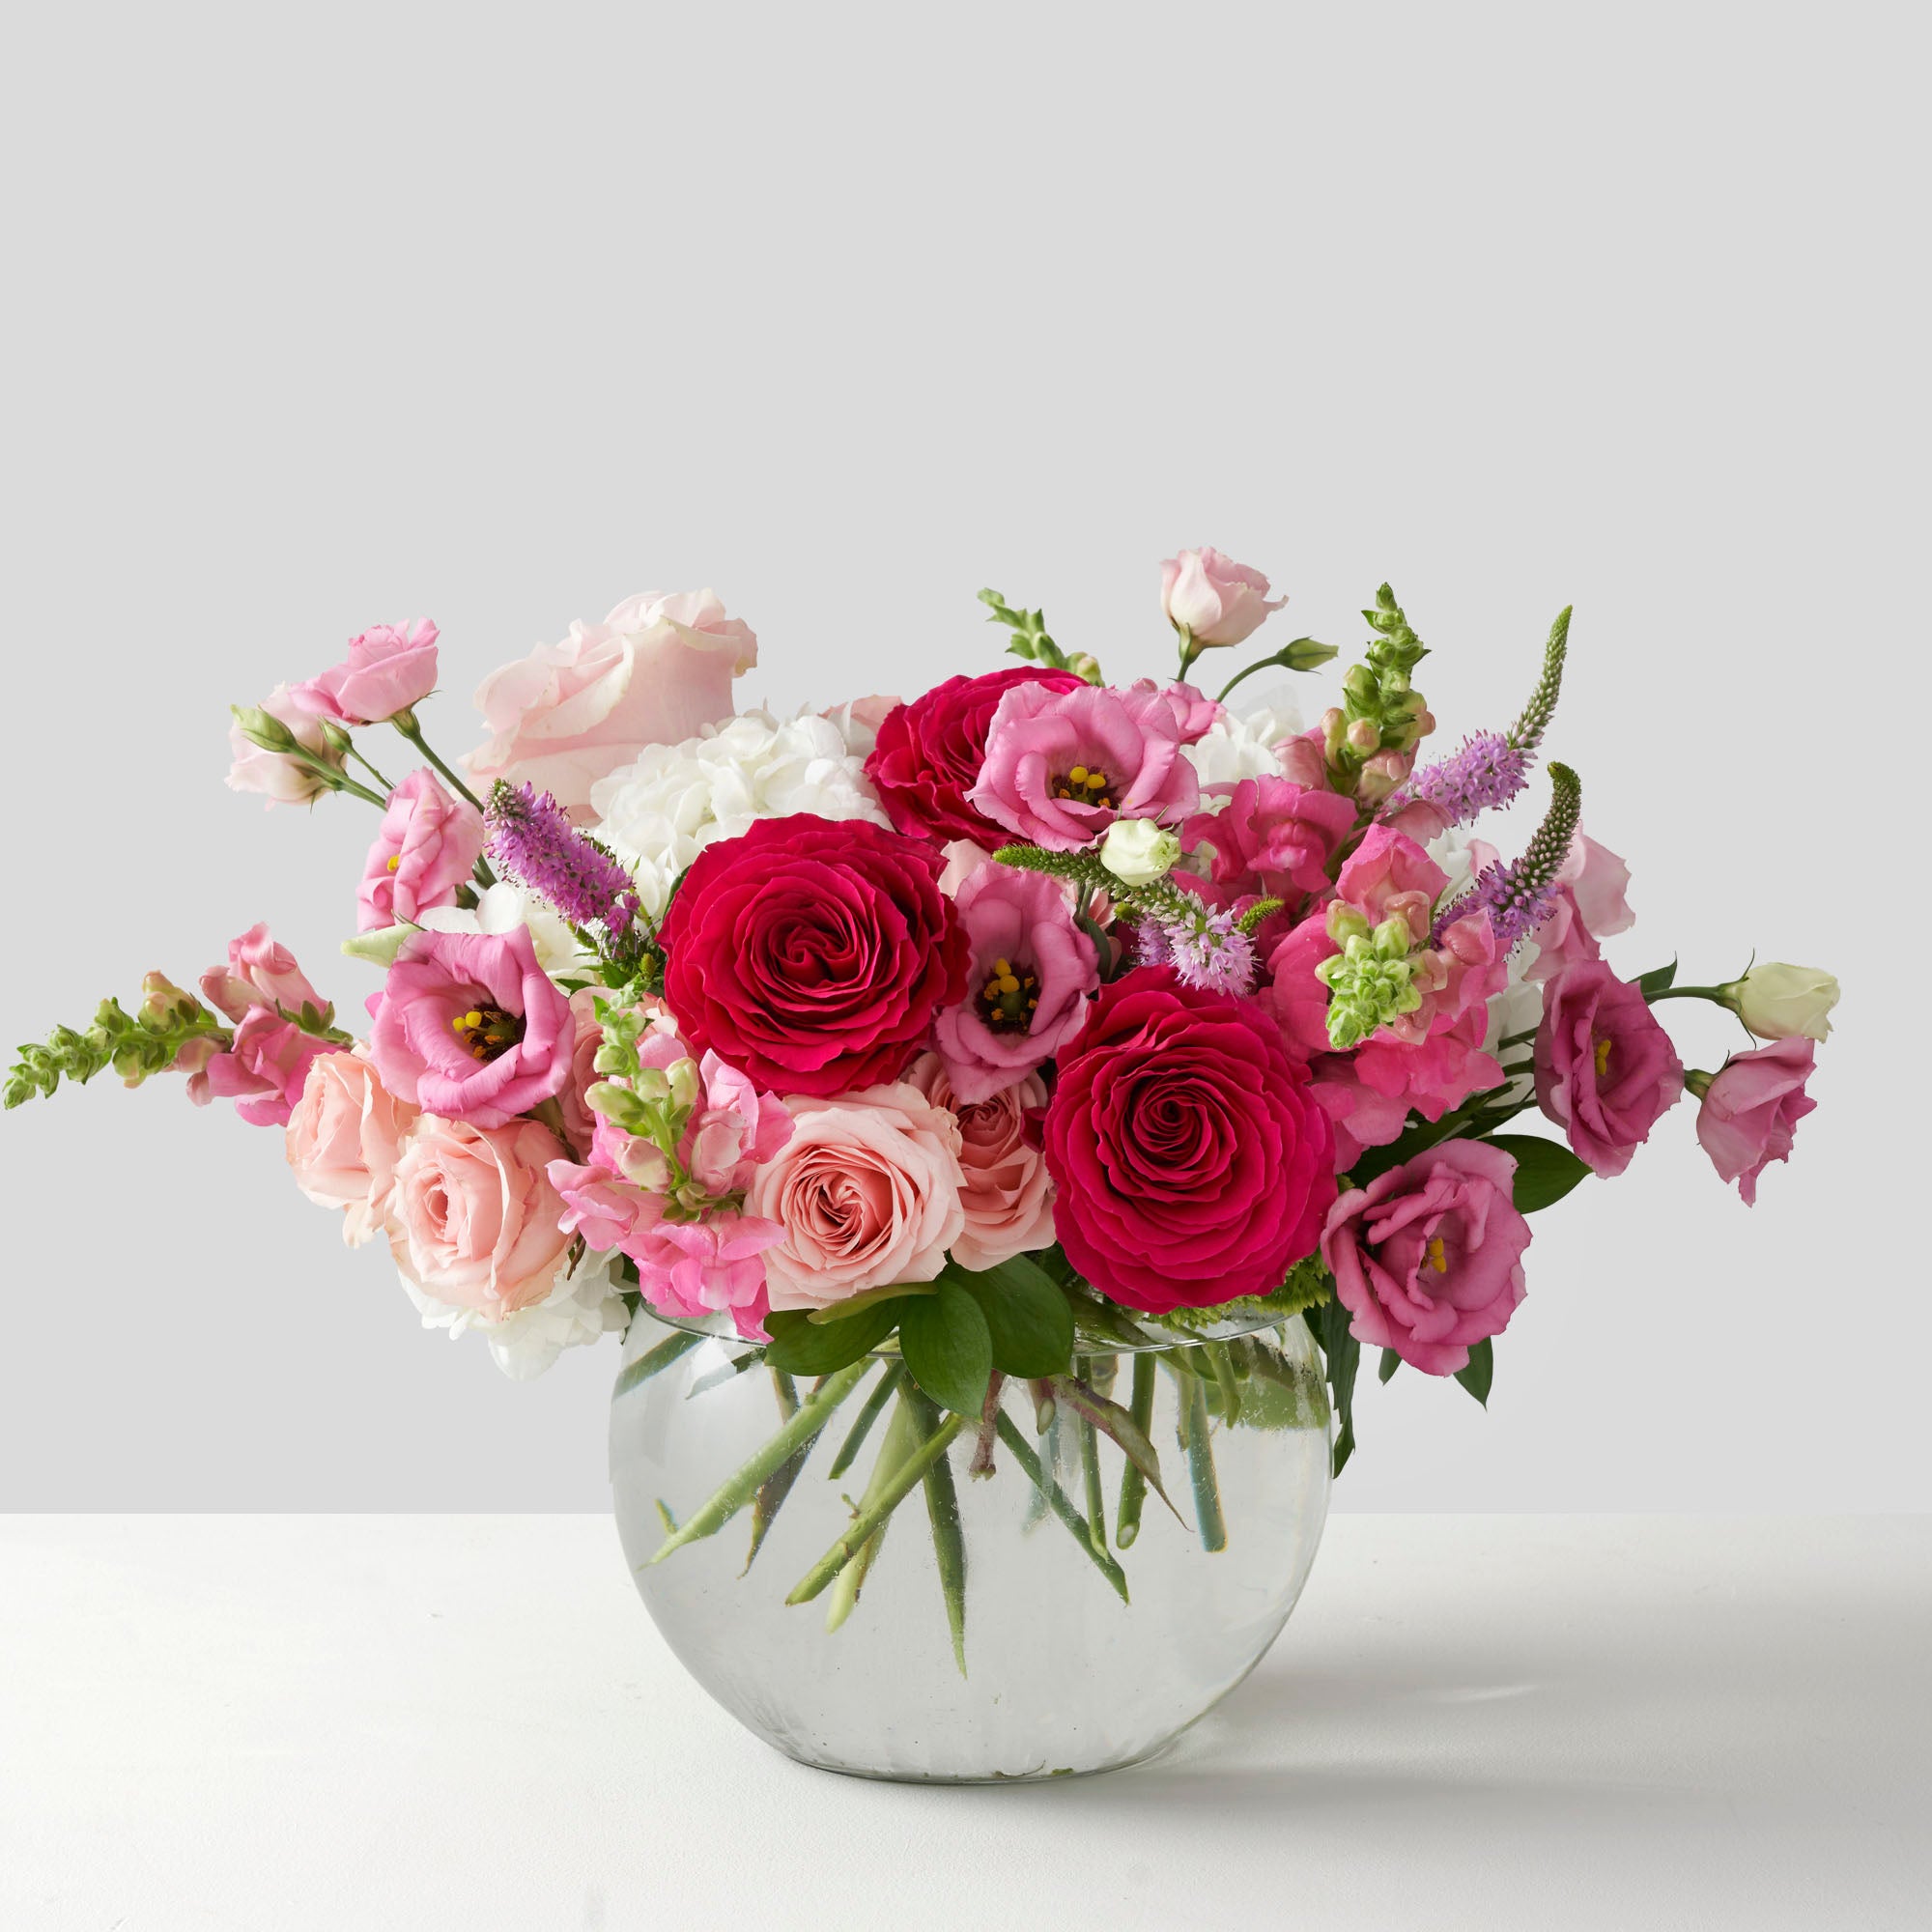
xmin=387 ymin=1115 xmax=573 ymax=1318
xmin=292 ymin=619 xmax=440 ymax=725
xmin=468 ymin=589 xmax=758 ymax=821
xmin=750 ymin=1085 xmax=967 ymax=1311
xmin=225 ymin=683 xmax=338 ymax=807
xmin=200 ymin=1010 xmax=331 ymax=1128
xmin=1159 ymin=547 xmax=1286 ymax=648
xmin=200 ymin=923 xmax=327 ymax=1024
xmin=907 ymin=1055 xmax=1054 ymax=1271
xmin=356 ymin=770 xmax=485 ymax=931
xmin=1695 ymin=1037 xmax=1817 ymax=1205
xmin=932 ymin=864 xmax=1098 ymax=1104
xmin=1525 ymin=832 xmax=1634 ymax=983
xmin=284 ymin=1050 xmax=419 ymax=1244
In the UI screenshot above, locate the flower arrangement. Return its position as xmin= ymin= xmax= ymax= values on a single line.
xmin=9 ymin=557 xmax=1837 ymax=1624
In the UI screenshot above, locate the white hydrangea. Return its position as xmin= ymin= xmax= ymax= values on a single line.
xmin=416 ymin=882 xmax=585 ymax=980
xmin=1182 ymin=702 xmax=1306 ymax=790
xmin=402 ymin=1249 xmax=630 ymax=1381
xmin=588 ymin=708 xmax=892 ymax=919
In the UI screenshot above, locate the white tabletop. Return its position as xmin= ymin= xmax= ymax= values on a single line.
xmin=3 ymin=1515 xmax=1925 ymax=1931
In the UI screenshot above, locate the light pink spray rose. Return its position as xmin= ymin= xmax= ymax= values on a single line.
xmin=749 ymin=1085 xmax=967 ymax=1311
xmin=284 ymin=1050 xmax=418 ymax=1243
xmin=1534 ymin=960 xmax=1684 ymax=1176
xmin=1159 ymin=547 xmax=1286 ymax=648
xmin=292 ymin=619 xmax=440 ymax=725
xmin=907 ymin=1055 xmax=1054 ymax=1271
xmin=1695 ymin=1037 xmax=1818 ymax=1205
xmin=1321 ymin=1140 xmax=1532 ymax=1376
xmin=356 ymin=770 xmax=485 ymax=931
xmin=966 ymin=679 xmax=1201 ymax=852
xmin=932 ymin=864 xmax=1098 ymax=1104
xmin=225 ymin=684 xmax=339 ymax=807
xmin=1525 ymin=832 xmax=1634 ymax=982
xmin=200 ymin=923 xmax=327 ymax=1024
xmin=387 ymin=1115 xmax=573 ymax=1318
xmin=469 ymin=589 xmax=758 ymax=820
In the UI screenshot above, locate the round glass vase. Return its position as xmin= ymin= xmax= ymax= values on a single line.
xmin=610 ymin=1306 xmax=1331 ymax=1782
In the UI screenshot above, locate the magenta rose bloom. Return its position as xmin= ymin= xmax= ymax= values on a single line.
xmin=866 ymin=667 xmax=1083 ymax=846
xmin=1534 ymin=960 xmax=1684 ymax=1177
xmin=1321 ymin=1140 xmax=1531 ymax=1376
xmin=1042 ymin=968 xmax=1337 ymax=1313
xmin=966 ymin=680 xmax=1202 ymax=852
xmin=660 ymin=813 xmax=968 ymax=1097
xmin=357 ymin=770 xmax=485 ymax=931
xmin=367 ymin=924 xmax=576 ymax=1127
xmin=293 ymin=618 xmax=440 ymax=726
xmin=1181 ymin=775 xmax=1359 ymax=903
xmin=1695 ymin=1037 xmax=1817 ymax=1205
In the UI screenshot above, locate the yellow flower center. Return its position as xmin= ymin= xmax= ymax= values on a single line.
xmin=386 ymin=853 xmax=403 ymax=872
xmin=450 ymin=1004 xmax=524 ymax=1063
xmin=1054 ymin=765 xmax=1116 ymax=810
xmin=1426 ymin=1236 xmax=1448 ymax=1275
xmin=979 ymin=955 xmax=1040 ymax=1033
xmin=1594 ymin=1035 xmax=1613 ymax=1078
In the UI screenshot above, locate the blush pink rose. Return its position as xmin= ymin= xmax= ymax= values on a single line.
xmin=468 ymin=589 xmax=758 ymax=821
xmin=200 ymin=1010 xmax=332 ymax=1128
xmin=907 ymin=1055 xmax=1055 ymax=1271
xmin=356 ymin=770 xmax=485 ymax=931
xmin=1321 ymin=1140 xmax=1532 ymax=1376
xmin=200 ymin=923 xmax=327 ymax=1024
xmin=748 ymin=1085 xmax=967 ymax=1311
xmin=1533 ymin=960 xmax=1684 ymax=1177
xmin=292 ymin=619 xmax=440 ymax=725
xmin=366 ymin=925 xmax=575 ymax=1128
xmin=225 ymin=684 xmax=340 ymax=807
xmin=1695 ymin=1037 xmax=1817 ymax=1205
xmin=1181 ymin=776 xmax=1358 ymax=903
xmin=1525 ymin=833 xmax=1634 ymax=983
xmin=387 ymin=1115 xmax=573 ymax=1318
xmin=284 ymin=1050 xmax=419 ymax=1243
xmin=1159 ymin=546 xmax=1285 ymax=648
xmin=966 ymin=680 xmax=1202 ymax=851
xmin=932 ymin=864 xmax=1098 ymax=1104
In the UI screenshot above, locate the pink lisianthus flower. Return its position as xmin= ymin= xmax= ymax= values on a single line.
xmin=469 ymin=589 xmax=758 ymax=822
xmin=1133 ymin=679 xmax=1225 ymax=743
xmin=1181 ymin=775 xmax=1358 ymax=904
xmin=965 ymin=680 xmax=1201 ymax=852
xmin=1694 ymin=1037 xmax=1818 ymax=1205
xmin=1159 ymin=547 xmax=1286 ymax=648
xmin=284 ymin=1049 xmax=418 ymax=1243
xmin=225 ymin=684 xmax=340 ymax=807
xmin=1524 ymin=833 xmax=1634 ymax=983
xmin=907 ymin=1055 xmax=1055 ymax=1271
xmin=366 ymin=925 xmax=575 ymax=1128
xmin=933 ymin=864 xmax=1099 ymax=1104
xmin=200 ymin=923 xmax=327 ymax=1024
xmin=1321 ymin=1140 xmax=1532 ymax=1376
xmin=200 ymin=1009 xmax=332 ymax=1128
xmin=292 ymin=619 xmax=440 ymax=726
xmin=356 ymin=770 xmax=485 ymax=931
xmin=1533 ymin=960 xmax=1684 ymax=1176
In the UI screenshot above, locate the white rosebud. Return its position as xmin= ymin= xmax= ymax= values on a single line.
xmin=1099 ymin=818 xmax=1181 ymax=887
xmin=1724 ymin=962 xmax=1839 ymax=1042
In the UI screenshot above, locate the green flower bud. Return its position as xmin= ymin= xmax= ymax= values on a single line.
xmin=231 ymin=705 xmax=298 ymax=753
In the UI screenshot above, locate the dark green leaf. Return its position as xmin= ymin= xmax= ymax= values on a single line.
xmin=1310 ymin=1297 xmax=1361 ymax=1478
xmin=1636 ymin=958 xmax=1679 ymax=999
xmin=1378 ymin=1348 xmax=1402 ymax=1384
xmin=945 ymin=1256 xmax=1075 ymax=1378
xmin=1487 ymin=1133 xmax=1593 ymax=1212
xmin=1455 ymin=1337 xmax=1494 ymax=1406
xmin=764 ymin=1300 xmax=903 ymax=1376
xmin=898 ymin=1280 xmax=994 ymax=1417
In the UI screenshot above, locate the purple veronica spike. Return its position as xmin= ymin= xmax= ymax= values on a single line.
xmin=1395 ymin=730 xmax=1530 ymax=825
xmin=1438 ymin=859 xmax=1557 ymax=951
xmin=1142 ymin=906 xmax=1256 ymax=995
xmin=486 ymin=781 xmax=639 ymax=936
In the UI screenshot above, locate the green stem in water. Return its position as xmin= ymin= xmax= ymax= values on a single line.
xmin=822 ymin=1394 xmax=921 ymax=1631
xmin=644 ymin=1360 xmax=871 ymax=1562
xmin=1115 ymin=1353 xmax=1157 ymax=1548
xmin=1179 ymin=1363 xmax=1228 ymax=1552
xmin=789 ymin=1404 xmax=967 ymax=1608
xmin=742 ymin=1369 xmax=807 ymax=1577
xmin=903 ymin=1382 xmax=969 ymax=1677
xmin=1075 ymin=1357 xmax=1107 ymax=1557
xmin=992 ymin=1411 xmax=1129 ymax=1605
xmin=611 ymin=1328 xmax=703 ymax=1402
xmin=826 ymin=1361 xmax=905 ymax=1480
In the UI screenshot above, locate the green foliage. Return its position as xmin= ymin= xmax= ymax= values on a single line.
xmin=1308 ymin=1295 xmax=1363 ymax=1478
xmin=1636 ymin=958 xmax=1679 ymax=999
xmin=980 ymin=588 xmax=1097 ymax=679
xmin=764 ymin=1301 xmax=905 ymax=1375
xmin=898 ymin=1280 xmax=995 ymax=1417
xmin=5 ymin=982 xmax=232 ymax=1109
xmin=1486 ymin=1132 xmax=1593 ymax=1212
xmin=945 ymin=1255 xmax=1075 ymax=1378
xmin=1455 ymin=1337 xmax=1494 ymax=1407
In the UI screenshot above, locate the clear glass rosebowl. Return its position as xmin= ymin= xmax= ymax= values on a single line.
xmin=610 ymin=1306 xmax=1332 ymax=1782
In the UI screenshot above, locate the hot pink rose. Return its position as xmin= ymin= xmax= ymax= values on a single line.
xmin=1159 ymin=546 xmax=1285 ymax=648
xmin=200 ymin=1010 xmax=332 ymax=1128
xmin=469 ymin=589 xmax=758 ymax=821
xmin=1181 ymin=776 xmax=1358 ymax=904
xmin=356 ymin=770 xmax=485 ymax=931
xmin=284 ymin=1050 xmax=418 ymax=1243
xmin=225 ymin=684 xmax=339 ymax=807
xmin=1525 ymin=833 xmax=1634 ymax=983
xmin=966 ymin=680 xmax=1202 ymax=851
xmin=1695 ymin=1037 xmax=1817 ymax=1205
xmin=865 ymin=667 xmax=1084 ymax=846
xmin=292 ymin=619 xmax=440 ymax=725
xmin=200 ymin=923 xmax=327 ymax=1024
xmin=1042 ymin=970 xmax=1336 ymax=1313
xmin=932 ymin=864 xmax=1098 ymax=1104
xmin=387 ymin=1115 xmax=573 ymax=1318
xmin=367 ymin=925 xmax=575 ymax=1128
xmin=748 ymin=1085 xmax=967 ymax=1311
xmin=1321 ymin=1140 xmax=1532 ymax=1376
xmin=1534 ymin=960 xmax=1684 ymax=1176
xmin=908 ymin=1055 xmax=1055 ymax=1271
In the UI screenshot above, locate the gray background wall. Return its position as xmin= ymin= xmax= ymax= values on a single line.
xmin=1 ymin=5 xmax=1920 ymax=1510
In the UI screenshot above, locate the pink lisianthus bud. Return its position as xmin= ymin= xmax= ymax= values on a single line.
xmin=226 ymin=684 xmax=340 ymax=807
xmin=1694 ymin=1037 xmax=1817 ymax=1204
xmin=1159 ymin=547 xmax=1286 ymax=648
xmin=293 ymin=619 xmax=440 ymax=726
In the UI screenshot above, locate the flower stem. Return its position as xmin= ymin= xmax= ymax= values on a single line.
xmin=611 ymin=1328 xmax=703 ymax=1402
xmin=288 ymin=746 xmax=388 ymax=807
xmin=742 ymin=1369 xmax=808 ymax=1577
xmin=644 ymin=1360 xmax=872 ymax=1563
xmin=823 ymin=1394 xmax=920 ymax=1631
xmin=1114 ymin=1353 xmax=1157 ymax=1548
xmin=1074 ymin=1357 xmax=1108 ymax=1557
xmin=1178 ymin=1364 xmax=1228 ymax=1552
xmin=992 ymin=1410 xmax=1130 ymax=1604
xmin=389 ymin=715 xmax=487 ymax=811
xmin=825 ymin=1361 xmax=905 ymax=1480
xmin=903 ymin=1382 xmax=969 ymax=1676
xmin=347 ymin=743 xmax=399 ymax=794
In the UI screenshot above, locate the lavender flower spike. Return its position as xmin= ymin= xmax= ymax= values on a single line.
xmin=485 ymin=781 xmax=639 ymax=936
xmin=1433 ymin=761 xmax=1582 ymax=951
xmin=1396 ymin=730 xmax=1531 ymax=825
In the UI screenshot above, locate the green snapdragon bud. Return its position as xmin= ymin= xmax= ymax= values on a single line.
xmin=1315 ymin=913 xmax=1423 ymax=1050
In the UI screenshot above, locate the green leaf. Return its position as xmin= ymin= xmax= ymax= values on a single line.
xmin=1487 ymin=1133 xmax=1593 ymax=1212
xmin=1455 ymin=1337 xmax=1493 ymax=1406
xmin=1378 ymin=1348 xmax=1402 ymax=1384
xmin=806 ymin=1277 xmax=940 ymax=1323
xmin=945 ymin=1256 xmax=1075 ymax=1378
xmin=897 ymin=1280 xmax=995 ymax=1417
xmin=765 ymin=1301 xmax=903 ymax=1376
xmin=1636 ymin=958 xmax=1679 ymax=999
xmin=1310 ymin=1297 xmax=1361 ymax=1478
